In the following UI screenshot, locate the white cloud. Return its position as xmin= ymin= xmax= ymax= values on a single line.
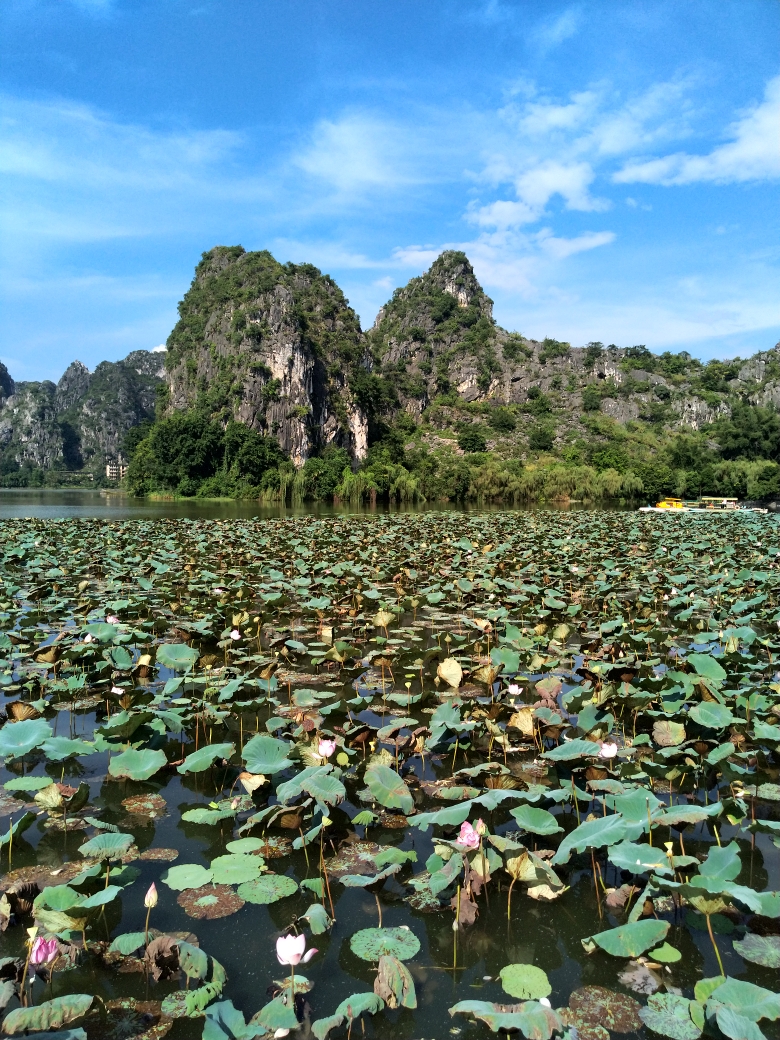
xmin=615 ymin=75 xmax=780 ymax=185
xmin=534 ymin=228 xmax=616 ymax=259
xmin=293 ymin=113 xmax=427 ymax=194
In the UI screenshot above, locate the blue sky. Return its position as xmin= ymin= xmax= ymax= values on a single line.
xmin=1 ymin=0 xmax=778 ymax=382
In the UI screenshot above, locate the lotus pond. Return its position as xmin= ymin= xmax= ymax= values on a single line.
xmin=0 ymin=511 xmax=778 ymax=1040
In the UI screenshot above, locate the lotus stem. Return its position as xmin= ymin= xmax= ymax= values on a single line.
xmin=373 ymin=892 xmax=383 ymax=929
xmin=646 ymin=798 xmax=652 ymax=846
xmin=591 ymin=847 xmax=602 ymax=919
xmin=299 ymin=828 xmax=310 ymax=872
xmin=144 ymin=905 xmax=152 ymax=946
xmin=572 ymin=779 xmax=580 ymax=825
xmin=705 ymin=914 xmax=725 ymax=975
xmin=290 ymin=961 xmax=295 ymax=1000
xmin=506 ymin=878 xmax=516 ymax=920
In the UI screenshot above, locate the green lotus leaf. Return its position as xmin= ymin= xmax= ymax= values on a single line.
xmin=552 ymin=814 xmax=627 ymax=865
xmin=542 ymin=738 xmax=601 ymax=761
xmin=364 ymin=763 xmax=413 ymax=814
xmin=255 ymin=996 xmax=299 ymax=1031
xmin=339 ymin=864 xmax=401 ymax=887
xmin=653 ymin=802 xmax=722 ymax=827
xmin=236 ymin=874 xmax=298 ymax=904
xmin=714 ymin=1006 xmax=766 ymax=1040
xmin=449 ymin=999 xmax=562 ymax=1037
xmin=177 ymin=742 xmax=235 ymax=774
xmin=0 ymin=717 xmax=53 ymax=759
xmin=733 ymin=934 xmax=780 ymax=969
xmin=686 ymin=653 xmax=727 ymax=682
xmin=181 ymin=806 xmax=236 ymax=825
xmin=40 ymin=737 xmax=96 ymax=762
xmin=312 ymin=992 xmax=384 ymax=1040
xmin=650 ymin=943 xmax=682 ymax=963
xmin=706 ymin=977 xmax=780 ymax=1022
xmin=2 ymin=994 xmax=94 ymax=1034
xmin=4 ymin=775 xmax=54 ymax=791
xmin=499 ymin=963 xmax=552 ymax=1000
xmin=210 ymin=853 xmax=264 ymax=886
xmin=653 ymin=720 xmax=686 ymax=747
xmin=108 ymin=747 xmax=166 ymax=781
xmin=203 ymin=999 xmax=255 ymax=1040
xmin=161 ymin=863 xmax=214 ymax=891
xmin=407 ymin=801 xmax=473 ymax=830
xmin=698 ymin=842 xmax=741 ymax=884
xmin=375 ymin=954 xmax=416 ymax=1009
xmin=590 ymin=919 xmax=670 ymax=957
xmin=225 ymin=837 xmax=266 ymax=854
xmin=156 ymin=643 xmax=199 ymax=672
xmin=109 ymin=932 xmax=148 ymax=956
xmin=510 ymin=805 xmax=562 ymax=836
xmin=77 ymin=831 xmax=134 ymax=860
xmin=242 ymin=734 xmax=293 ymax=775
xmin=639 ymin=993 xmax=702 ymax=1040
xmin=84 ymin=622 xmax=118 ymax=642
xmin=608 ymin=841 xmax=673 ymax=876
xmin=350 ymin=926 xmax=420 ymax=962
xmin=688 ymin=702 xmax=736 ymax=729
xmin=302 ymin=903 xmax=331 ymax=934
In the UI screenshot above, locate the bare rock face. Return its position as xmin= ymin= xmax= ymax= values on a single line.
xmin=164 ymin=247 xmax=369 ymax=465
xmin=0 ymin=351 xmax=162 ymax=473
xmin=672 ymin=396 xmax=729 ymax=429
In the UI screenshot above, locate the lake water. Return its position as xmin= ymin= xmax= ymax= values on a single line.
xmin=0 ymin=489 xmax=500 ymax=521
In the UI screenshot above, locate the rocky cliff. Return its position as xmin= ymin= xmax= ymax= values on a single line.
xmin=4 ymin=246 xmax=780 ymax=480
xmin=0 ymin=351 xmax=164 ymax=477
xmin=164 ymin=247 xmax=369 ymax=465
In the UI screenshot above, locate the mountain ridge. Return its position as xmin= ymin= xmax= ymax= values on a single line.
xmin=1 ymin=246 xmax=779 ymax=502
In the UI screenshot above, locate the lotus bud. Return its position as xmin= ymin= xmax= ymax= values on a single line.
xmin=29 ymin=936 xmax=58 ymax=967
xmin=144 ymin=883 xmax=158 ymax=908
xmin=318 ymin=738 xmax=336 ymax=759
xmin=474 ymin=818 xmax=488 ymax=837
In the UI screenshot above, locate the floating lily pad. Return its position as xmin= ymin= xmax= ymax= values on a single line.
xmin=176 ymin=885 xmax=244 ymax=920
xmin=236 ymin=874 xmax=298 ymax=904
xmin=138 ymin=848 xmax=179 ymax=863
xmin=568 ymin=986 xmax=642 ymax=1034
xmin=499 ymin=963 xmax=551 ymax=1000
xmin=121 ymin=795 xmax=167 ymax=818
xmin=161 ymin=863 xmax=213 ymax=891
xmin=350 ymin=926 xmax=420 ymax=962
xmin=108 ymin=749 xmax=167 ymax=782
xmin=209 ymin=853 xmax=264 ymax=886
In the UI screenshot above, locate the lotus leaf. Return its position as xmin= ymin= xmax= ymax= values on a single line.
xmin=241 ymin=734 xmax=292 ymax=775
xmin=686 ymin=653 xmax=727 ymax=682
xmin=162 ymin=863 xmax=214 ymax=890
xmin=0 ymin=717 xmax=52 ymax=759
xmin=374 ymin=955 xmax=416 ymax=1009
xmin=108 ymin=747 xmax=167 ymax=781
xmin=639 ymin=993 xmax=702 ymax=1040
xmin=156 ymin=643 xmax=199 ymax=672
xmin=302 ymin=903 xmax=331 ymax=934
xmin=364 ymin=763 xmax=413 ymax=814
xmin=733 ymin=934 xmax=780 ymax=968
xmin=236 ymin=874 xmax=298 ymax=904
xmin=510 ymin=805 xmax=562 ymax=836
xmin=312 ymin=992 xmax=384 ymax=1040
xmin=449 ymin=999 xmax=562 ymax=1037
xmin=2 ymin=994 xmax=94 ymax=1034
xmin=689 ymin=701 xmax=735 ymax=729
xmin=210 ymin=853 xmax=264 ymax=886
xmin=77 ymin=831 xmax=134 ymax=860
xmin=499 ymin=963 xmax=552 ymax=1000
xmin=590 ymin=919 xmax=670 ymax=957
xmin=178 ymin=743 xmax=235 ymax=774
xmin=108 ymin=932 xmax=148 ymax=955
xmin=350 ymin=926 xmax=420 ymax=962
xmin=552 ymin=814 xmax=627 ymax=865
xmin=542 ymin=738 xmax=601 ymax=761
xmin=706 ymin=977 xmax=780 ymax=1022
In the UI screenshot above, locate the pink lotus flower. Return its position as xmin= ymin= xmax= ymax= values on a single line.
xmin=598 ymin=742 xmax=618 ymax=759
xmin=144 ymin=883 xmax=158 ymax=909
xmin=106 ymin=615 xmax=120 ymax=624
xmin=30 ymin=936 xmax=58 ymax=967
xmin=457 ymin=821 xmax=480 ymax=850
xmin=83 ymin=634 xmax=94 ymax=643
xmin=507 ymin=684 xmax=521 ymax=695
xmin=230 ymin=629 xmax=241 ymax=640
xmin=318 ymin=738 xmax=337 ymax=759
xmin=276 ymin=933 xmax=317 ymax=966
